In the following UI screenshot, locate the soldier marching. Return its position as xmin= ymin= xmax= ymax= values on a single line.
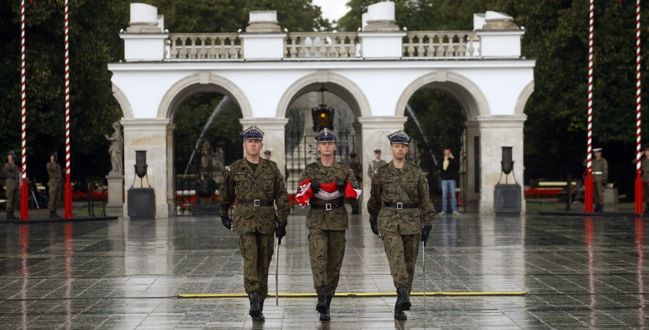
xmin=367 ymin=130 xmax=435 ymax=320
xmin=220 ymin=126 xmax=290 ymax=322
xmin=295 ymin=128 xmax=361 ymax=321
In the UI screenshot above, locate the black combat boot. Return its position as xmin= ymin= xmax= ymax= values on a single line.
xmin=316 ymin=287 xmax=328 ymax=313
xmin=319 ymin=295 xmax=332 ymax=321
xmin=394 ymin=305 xmax=407 ymax=320
xmin=252 ymin=297 xmax=265 ymax=322
xmin=248 ymin=291 xmax=261 ymax=318
xmin=595 ymin=203 xmax=603 ymax=212
xmin=49 ymin=211 xmax=60 ymax=219
xmin=396 ymin=288 xmax=411 ymax=310
xmin=6 ymin=212 xmax=16 ymax=220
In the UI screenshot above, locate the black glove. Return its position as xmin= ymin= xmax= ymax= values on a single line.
xmin=221 ymin=215 xmax=232 ymax=230
xmin=421 ymin=225 xmax=432 ymax=244
xmin=336 ymin=180 xmax=345 ymax=193
xmin=311 ymin=180 xmax=320 ymax=193
xmin=369 ymin=218 xmax=379 ymax=236
xmin=276 ymin=223 xmax=287 ymax=245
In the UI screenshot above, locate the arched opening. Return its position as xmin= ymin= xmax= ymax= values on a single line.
xmin=167 ymin=85 xmax=244 ymax=216
xmin=397 ymin=73 xmax=488 ymax=213
xmin=282 ymin=82 xmax=363 ymax=194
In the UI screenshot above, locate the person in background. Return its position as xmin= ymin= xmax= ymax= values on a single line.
xmin=439 ymin=148 xmax=460 ymax=216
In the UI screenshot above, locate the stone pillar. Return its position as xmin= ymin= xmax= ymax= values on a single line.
xmin=477 ymin=115 xmax=526 ymax=215
xmin=240 ymin=11 xmax=286 ymax=60
xmin=358 ymin=2 xmax=405 ymax=59
xmin=121 ymin=3 xmax=168 ymax=62
xmin=122 ymin=118 xmax=172 ymax=219
xmin=240 ymin=118 xmax=289 ymax=177
xmin=105 ymin=173 xmax=124 ymax=216
xmin=464 ymin=121 xmax=480 ymax=206
xmin=357 ymin=116 xmax=407 ymax=208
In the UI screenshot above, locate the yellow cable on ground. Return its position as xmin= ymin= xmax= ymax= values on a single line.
xmin=177 ymin=291 xmax=526 ymax=299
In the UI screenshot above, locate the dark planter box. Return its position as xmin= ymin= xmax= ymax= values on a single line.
xmin=127 ymin=187 xmax=155 ymax=219
xmin=494 ymin=184 xmax=521 ymax=215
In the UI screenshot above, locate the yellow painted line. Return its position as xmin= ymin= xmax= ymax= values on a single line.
xmin=177 ymin=291 xmax=526 ymax=299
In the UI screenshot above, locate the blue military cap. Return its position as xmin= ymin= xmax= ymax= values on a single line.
xmin=315 ymin=128 xmax=336 ymax=142
xmin=388 ymin=130 xmax=410 ymax=145
xmin=241 ymin=126 xmax=264 ymax=140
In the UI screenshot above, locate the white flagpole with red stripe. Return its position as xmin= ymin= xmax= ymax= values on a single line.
xmin=64 ymin=0 xmax=72 ymax=219
xmin=584 ymin=0 xmax=595 ymax=213
xmin=19 ymin=0 xmax=29 ymax=221
xmin=634 ymin=0 xmax=643 ymax=215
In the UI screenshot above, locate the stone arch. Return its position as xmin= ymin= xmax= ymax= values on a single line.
xmin=276 ymin=70 xmax=371 ymax=118
xmin=514 ymin=81 xmax=534 ymax=115
xmin=157 ymin=72 xmax=252 ymax=120
xmin=112 ymin=83 xmax=134 ymax=119
xmin=395 ymin=70 xmax=490 ymax=120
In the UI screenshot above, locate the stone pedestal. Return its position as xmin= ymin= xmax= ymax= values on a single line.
xmin=122 ymin=118 xmax=172 ymax=219
xmin=106 ymin=173 xmax=124 ymax=216
xmin=477 ymin=115 xmax=526 ymax=215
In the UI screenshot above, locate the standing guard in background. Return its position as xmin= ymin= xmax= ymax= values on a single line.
xmin=47 ymin=152 xmax=62 ymax=218
xmin=2 ymin=151 xmax=20 ymax=220
xmin=220 ymin=126 xmax=290 ymax=322
xmin=368 ymin=148 xmax=387 ymax=181
xmin=367 ymin=130 xmax=435 ymax=321
xmin=641 ymin=146 xmax=649 ymax=215
xmin=590 ymin=148 xmax=608 ymax=212
xmin=295 ymin=128 xmax=361 ymax=322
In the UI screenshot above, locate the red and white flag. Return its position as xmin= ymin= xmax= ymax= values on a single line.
xmin=344 ymin=181 xmax=361 ymax=199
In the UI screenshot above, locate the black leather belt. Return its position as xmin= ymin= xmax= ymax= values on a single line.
xmin=311 ymin=197 xmax=345 ymax=211
xmin=384 ymin=202 xmax=418 ymax=209
xmin=237 ymin=199 xmax=274 ymax=207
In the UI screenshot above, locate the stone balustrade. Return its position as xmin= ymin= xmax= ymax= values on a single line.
xmin=169 ymin=33 xmax=243 ymax=60
xmin=284 ymin=32 xmax=361 ymax=59
xmin=166 ymin=31 xmax=483 ymax=60
xmin=402 ymin=31 xmax=480 ymax=58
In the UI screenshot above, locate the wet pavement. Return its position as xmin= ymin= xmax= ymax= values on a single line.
xmin=0 ymin=210 xmax=647 ymax=329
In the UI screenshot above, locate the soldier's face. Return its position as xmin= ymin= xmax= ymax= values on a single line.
xmin=390 ymin=143 xmax=409 ymax=160
xmin=7 ymin=155 xmax=13 ymax=163
xmin=594 ymin=151 xmax=602 ymax=159
xmin=317 ymin=142 xmax=336 ymax=156
xmin=243 ymin=139 xmax=263 ymax=157
xmin=645 ymin=150 xmax=649 ymax=158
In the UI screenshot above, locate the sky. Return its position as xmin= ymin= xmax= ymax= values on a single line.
xmin=312 ymin=0 xmax=349 ymax=22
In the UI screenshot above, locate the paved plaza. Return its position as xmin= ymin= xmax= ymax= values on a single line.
xmin=0 ymin=210 xmax=647 ymax=329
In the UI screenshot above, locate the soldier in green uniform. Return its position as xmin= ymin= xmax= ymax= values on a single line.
xmin=367 ymin=130 xmax=435 ymax=321
xmin=348 ymin=152 xmax=362 ymax=214
xmin=591 ymin=148 xmax=608 ymax=212
xmin=641 ymin=147 xmax=649 ymax=215
xmin=297 ymin=128 xmax=361 ymax=321
xmin=368 ymin=148 xmax=387 ymax=181
xmin=220 ymin=126 xmax=290 ymax=322
xmin=47 ymin=152 xmax=62 ymax=218
xmin=2 ymin=151 xmax=19 ymax=220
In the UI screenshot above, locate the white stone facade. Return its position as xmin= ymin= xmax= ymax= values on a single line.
xmin=109 ymin=2 xmax=535 ymax=218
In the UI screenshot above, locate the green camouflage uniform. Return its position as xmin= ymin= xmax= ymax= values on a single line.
xmin=47 ymin=161 xmax=62 ymax=213
xmin=367 ymin=161 xmax=435 ymax=291
xmin=301 ymin=161 xmax=359 ymax=296
xmin=591 ymin=158 xmax=608 ymax=206
xmin=220 ymin=158 xmax=289 ymax=300
xmin=2 ymin=161 xmax=19 ymax=213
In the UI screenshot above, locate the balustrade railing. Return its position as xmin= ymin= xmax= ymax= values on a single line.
xmin=402 ymin=31 xmax=480 ymax=58
xmin=169 ymin=33 xmax=242 ymax=60
xmin=284 ymin=32 xmax=361 ymax=59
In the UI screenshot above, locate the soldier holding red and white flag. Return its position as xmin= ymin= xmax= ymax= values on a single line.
xmin=296 ymin=128 xmax=360 ymax=322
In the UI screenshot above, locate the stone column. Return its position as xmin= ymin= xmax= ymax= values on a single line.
xmin=122 ymin=118 xmax=172 ymax=219
xmin=357 ymin=116 xmax=407 ymax=209
xmin=239 ymin=118 xmax=289 ymax=177
xmin=464 ymin=121 xmax=480 ymax=206
xmin=477 ymin=115 xmax=526 ymax=215
xmin=105 ymin=173 xmax=124 ymax=216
